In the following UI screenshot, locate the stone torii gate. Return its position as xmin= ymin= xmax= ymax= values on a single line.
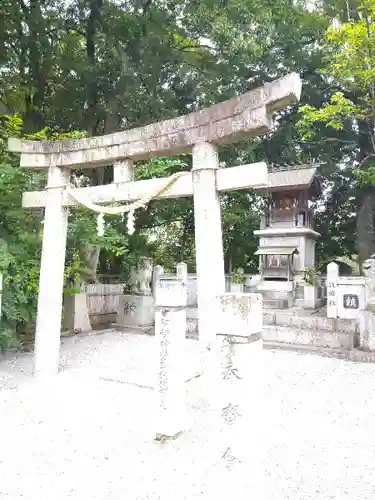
xmin=9 ymin=72 xmax=301 ymax=379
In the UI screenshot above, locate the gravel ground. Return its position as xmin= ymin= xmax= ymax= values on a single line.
xmin=0 ymin=330 xmax=375 ymax=499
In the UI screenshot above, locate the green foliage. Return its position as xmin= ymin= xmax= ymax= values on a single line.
xmin=325 ymin=3 xmax=375 ymax=95
xmin=297 ymin=0 xmax=375 ymax=263
xmin=298 ymin=93 xmax=357 ymax=138
xmin=0 ymin=115 xmax=99 ymax=348
xmin=0 ymin=116 xmax=44 ymax=348
xmin=230 ymin=268 xmax=245 ymax=285
xmin=303 ymin=267 xmax=318 ymax=286
xmin=297 ymin=1 xmax=375 ymax=142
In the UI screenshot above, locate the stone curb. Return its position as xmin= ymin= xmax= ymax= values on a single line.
xmin=263 ymin=341 xmax=375 ymax=363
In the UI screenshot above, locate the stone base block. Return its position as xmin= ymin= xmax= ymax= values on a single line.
xmin=116 ymin=294 xmax=155 ymax=328
xmin=263 ymin=298 xmax=290 ymax=309
xmin=63 ymin=293 xmax=91 ymax=333
xmin=257 ymin=281 xmax=294 ymax=309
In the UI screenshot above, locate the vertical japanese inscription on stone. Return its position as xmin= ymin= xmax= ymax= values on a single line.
xmin=221 ymin=335 xmax=242 ymax=381
xmin=219 ymin=335 xmax=242 ymax=470
xmin=327 ymin=262 xmax=339 ymax=318
xmin=158 ymin=310 xmax=170 ymax=410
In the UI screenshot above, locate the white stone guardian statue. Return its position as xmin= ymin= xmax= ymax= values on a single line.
xmin=130 ymin=256 xmax=153 ymax=295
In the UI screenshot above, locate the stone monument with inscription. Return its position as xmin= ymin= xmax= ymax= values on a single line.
xmin=154 ymin=264 xmax=188 ymax=440
xmin=204 ymin=292 xmax=263 ymax=497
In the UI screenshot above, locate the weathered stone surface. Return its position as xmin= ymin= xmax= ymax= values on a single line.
xmin=217 ymin=293 xmax=263 ymax=337
xmin=206 ymin=293 xmax=263 ymax=495
xmin=33 ymin=166 xmax=70 ymax=379
xmin=9 ymin=73 xmax=301 ymax=169
xmin=116 ymin=294 xmax=155 ymax=329
xmin=262 ymin=325 xmax=354 ymax=349
xmin=192 ymin=142 xmax=225 ymax=348
xmin=63 ymin=293 xmax=91 ymax=333
xmin=359 ymin=254 xmax=375 ymax=350
xmin=155 ymin=277 xmax=187 ymax=308
xmin=154 ymin=277 xmax=187 ymax=439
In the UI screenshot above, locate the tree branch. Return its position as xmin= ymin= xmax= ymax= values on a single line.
xmin=355 ymin=154 xmax=375 ymax=169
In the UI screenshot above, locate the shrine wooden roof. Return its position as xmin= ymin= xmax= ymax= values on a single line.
xmin=255 ymin=246 xmax=299 ymax=256
xmin=267 ymin=166 xmax=321 ymax=194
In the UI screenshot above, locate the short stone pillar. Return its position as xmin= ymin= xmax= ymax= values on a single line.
xmin=63 ymin=292 xmax=91 ymax=333
xmin=152 ymin=265 xmax=164 ymax=298
xmin=154 ymin=274 xmax=187 ymax=440
xmin=359 ymin=254 xmax=375 ymax=350
xmin=207 ymin=293 xmax=263 ymax=498
xmin=176 ymin=261 xmax=188 ymax=281
xmin=303 ymin=284 xmax=317 ymax=309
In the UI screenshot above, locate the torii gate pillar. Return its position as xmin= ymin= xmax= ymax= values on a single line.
xmin=192 ymin=142 xmax=225 ymax=347
xmin=35 ymin=166 xmax=70 ymax=378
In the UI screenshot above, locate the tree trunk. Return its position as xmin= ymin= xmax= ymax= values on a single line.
xmin=355 ymin=119 xmax=375 ymax=266
xmin=22 ymin=0 xmax=49 ymax=131
xmin=79 ymin=244 xmax=101 ymax=284
xmin=356 ymin=189 xmax=375 ymax=265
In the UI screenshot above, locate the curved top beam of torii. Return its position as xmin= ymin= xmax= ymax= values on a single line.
xmin=8 ymin=72 xmax=301 ymax=170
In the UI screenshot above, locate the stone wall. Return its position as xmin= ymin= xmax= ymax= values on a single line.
xmin=83 ymin=283 xmax=125 ymax=326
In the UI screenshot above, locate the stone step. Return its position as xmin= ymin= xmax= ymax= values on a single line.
xmin=264 ymin=341 xmax=375 ymax=363
xmin=263 ymin=298 xmax=289 ymax=309
xmin=264 ymin=310 xmax=358 ymax=334
xmin=262 ymin=324 xmax=354 ymax=350
xmin=184 ymin=309 xmax=358 ymax=350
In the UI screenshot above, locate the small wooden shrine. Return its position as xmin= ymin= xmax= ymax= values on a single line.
xmin=254 ymin=165 xmax=322 ymax=307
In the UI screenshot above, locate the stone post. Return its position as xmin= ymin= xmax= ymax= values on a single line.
xmin=34 ymin=166 xmax=70 ymax=379
xmin=326 ymin=262 xmax=339 ymax=318
xmin=206 ymin=293 xmax=263 ymax=498
xmin=176 ymin=261 xmax=188 ymax=281
xmin=63 ymin=292 xmax=91 ymax=333
xmin=113 ymin=159 xmax=134 ymax=183
xmin=192 ymin=142 xmax=225 ymax=348
xmin=152 ymin=265 xmax=164 ymax=298
xmin=154 ymin=275 xmax=187 ymax=440
xmin=359 ymin=254 xmax=375 ymax=350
